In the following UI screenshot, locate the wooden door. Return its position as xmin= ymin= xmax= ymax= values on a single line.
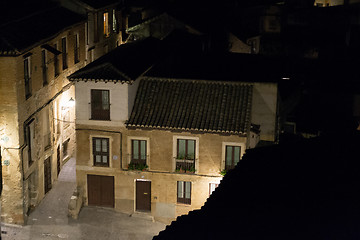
xmin=57 ymin=145 xmax=61 ymax=176
xmin=87 ymin=175 xmax=114 ymax=208
xmin=136 ymin=180 xmax=151 ymax=211
xmin=44 ymin=157 xmax=52 ymax=194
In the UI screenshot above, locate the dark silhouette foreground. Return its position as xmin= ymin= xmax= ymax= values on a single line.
xmin=154 ymin=130 xmax=360 ymax=239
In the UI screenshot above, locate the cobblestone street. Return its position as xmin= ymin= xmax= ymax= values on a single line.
xmin=1 ymin=158 xmax=166 ymax=240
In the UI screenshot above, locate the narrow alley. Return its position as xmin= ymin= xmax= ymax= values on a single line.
xmin=1 ymin=158 xmax=166 ymax=240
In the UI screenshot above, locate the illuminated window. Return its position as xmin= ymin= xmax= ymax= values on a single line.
xmin=177 ymin=181 xmax=191 ymax=204
xmin=93 ymin=137 xmax=109 ymax=167
xmin=103 ymin=12 xmax=110 ymax=37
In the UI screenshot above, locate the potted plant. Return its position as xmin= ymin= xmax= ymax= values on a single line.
xmin=220 ymin=169 xmax=227 ymax=176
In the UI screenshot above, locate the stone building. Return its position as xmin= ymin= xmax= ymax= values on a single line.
xmin=0 ymin=5 xmax=86 ymax=224
xmin=68 ymin=37 xmax=279 ymax=223
xmin=60 ymin=0 xmax=124 ymax=63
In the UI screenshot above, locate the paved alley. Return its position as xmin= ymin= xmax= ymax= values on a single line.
xmin=1 ymin=158 xmax=166 ymax=240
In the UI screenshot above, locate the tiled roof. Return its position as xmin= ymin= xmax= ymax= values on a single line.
xmin=0 ymin=6 xmax=85 ymax=55
xmin=69 ymin=37 xmax=163 ymax=83
xmin=126 ymin=78 xmax=253 ymax=134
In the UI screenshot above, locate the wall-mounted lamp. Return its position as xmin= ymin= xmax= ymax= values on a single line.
xmin=62 ymin=97 xmax=75 ymax=110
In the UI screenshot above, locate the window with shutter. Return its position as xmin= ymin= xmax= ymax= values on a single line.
xmin=177 ymin=181 xmax=191 ymax=204
xmin=93 ymin=137 xmax=109 ymax=167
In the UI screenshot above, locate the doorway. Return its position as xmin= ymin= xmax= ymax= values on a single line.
xmin=136 ymin=180 xmax=151 ymax=212
xmin=87 ymin=175 xmax=114 ymax=207
xmin=44 ymin=157 xmax=52 ymax=194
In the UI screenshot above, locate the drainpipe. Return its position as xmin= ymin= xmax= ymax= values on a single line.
xmin=75 ymin=128 xmax=123 ymax=170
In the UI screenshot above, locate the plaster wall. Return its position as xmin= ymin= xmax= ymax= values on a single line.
xmin=251 ymin=82 xmax=278 ymax=142
xmin=75 ymin=124 xmax=247 ymax=223
xmin=75 ymin=81 xmax=130 ymax=127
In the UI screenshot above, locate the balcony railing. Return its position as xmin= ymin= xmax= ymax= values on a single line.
xmin=175 ymin=158 xmax=196 ymax=173
xmin=127 ymin=154 xmax=148 ymax=171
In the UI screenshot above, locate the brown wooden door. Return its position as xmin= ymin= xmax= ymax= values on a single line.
xmin=87 ymin=175 xmax=114 ymax=208
xmin=57 ymin=145 xmax=61 ymax=176
xmin=136 ymin=180 xmax=151 ymax=211
xmin=44 ymin=157 xmax=52 ymax=194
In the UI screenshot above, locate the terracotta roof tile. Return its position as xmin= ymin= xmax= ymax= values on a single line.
xmin=126 ymin=78 xmax=253 ymax=134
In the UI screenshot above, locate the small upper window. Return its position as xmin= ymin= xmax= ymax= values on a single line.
xmin=54 ymin=43 xmax=59 ymax=77
xmin=41 ymin=49 xmax=48 ymax=86
xmin=91 ymin=89 xmax=110 ymax=120
xmin=74 ymin=34 xmax=80 ymax=64
xmin=61 ymin=37 xmax=68 ymax=70
xmin=24 ymin=56 xmax=31 ymax=99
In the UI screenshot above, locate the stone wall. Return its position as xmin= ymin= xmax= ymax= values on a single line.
xmin=75 ymin=124 xmax=247 ymax=223
xmin=0 ymin=22 xmax=86 ymax=224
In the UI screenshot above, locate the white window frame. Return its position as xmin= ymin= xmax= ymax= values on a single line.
xmin=221 ymin=142 xmax=246 ymax=171
xmin=173 ymin=135 xmax=199 ymax=173
xmin=127 ymin=136 xmax=150 ymax=169
xmin=89 ymin=135 xmax=113 ymax=168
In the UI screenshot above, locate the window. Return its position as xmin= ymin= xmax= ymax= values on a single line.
xmin=74 ymin=34 xmax=80 ymax=64
xmin=54 ymin=44 xmax=59 ymax=77
xmin=176 ymin=139 xmax=195 ymax=172
xmin=177 ymin=181 xmax=191 ymax=204
xmin=225 ymin=145 xmax=241 ymax=170
xmin=25 ymin=119 xmax=35 ymax=166
xmin=112 ymin=9 xmax=117 ymax=32
xmin=131 ymin=140 xmax=147 ymax=165
xmin=103 ymin=12 xmax=110 ymax=37
xmin=91 ymin=89 xmax=110 ymax=120
xmin=41 ymin=49 xmax=48 ymax=86
xmin=209 ymin=183 xmax=219 ymax=196
xmin=43 ymin=108 xmax=51 ymax=150
xmin=94 ymin=12 xmax=99 ymax=43
xmin=93 ymin=137 xmax=109 ymax=167
xmin=62 ymin=37 xmax=67 ymax=70
xmin=62 ymin=138 xmax=70 ymax=159
xmin=24 ymin=56 xmax=31 ymax=99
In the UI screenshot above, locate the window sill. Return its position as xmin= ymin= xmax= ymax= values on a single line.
xmin=176 ymin=202 xmax=191 ymax=206
xmin=89 ymin=118 xmax=111 ymax=121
